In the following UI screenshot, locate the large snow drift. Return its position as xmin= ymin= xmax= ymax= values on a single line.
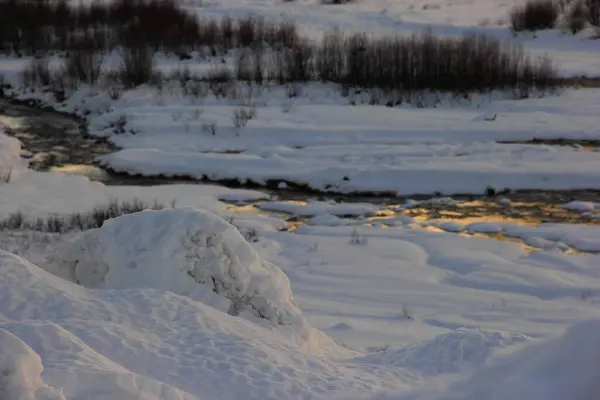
xmin=0 ymin=250 xmax=395 ymax=400
xmin=45 ymin=208 xmax=306 ymax=328
xmin=428 ymin=319 xmax=600 ymax=400
xmin=357 ymin=328 xmax=531 ymax=376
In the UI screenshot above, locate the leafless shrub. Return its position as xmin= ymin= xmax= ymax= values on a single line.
xmin=101 ymin=71 xmax=124 ymax=99
xmin=309 ymin=30 xmax=556 ymax=95
xmin=401 ymin=305 xmax=414 ymax=320
xmin=281 ymin=98 xmax=294 ymax=113
xmin=581 ymin=288 xmax=595 ymax=301
xmin=0 ymin=168 xmax=12 ymax=183
xmin=22 ymin=58 xmax=53 ymax=87
xmin=7 ymin=0 xmax=558 ymax=97
xmin=584 ymin=0 xmax=600 ymax=25
xmin=205 ymin=67 xmax=236 ymax=98
xmin=64 ymin=48 xmax=103 ymax=85
xmin=170 ymin=67 xmax=208 ymax=98
xmin=0 ymin=74 xmax=7 ymax=97
xmin=110 ymin=115 xmax=128 ymax=134
xmin=232 ymin=106 xmax=256 ymax=128
xmin=118 ymin=46 xmax=156 ymax=88
xmin=321 ymin=0 xmax=354 ymax=4
xmin=48 ymin=69 xmax=71 ymax=102
xmin=243 ymin=228 xmax=259 ymax=242
xmin=202 ymin=122 xmax=217 ymax=135
xmin=0 ymin=198 xmax=171 ymax=233
xmin=564 ymin=0 xmax=588 ymax=32
xmin=349 ymin=228 xmax=368 ymax=245
xmin=509 ymin=0 xmax=560 ymax=31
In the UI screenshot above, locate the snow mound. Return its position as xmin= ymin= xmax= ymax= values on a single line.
xmin=0 ymin=329 xmax=66 ymax=400
xmin=45 ymin=208 xmax=306 ymax=328
xmin=357 ymin=328 xmax=531 ymax=376
xmin=307 ymin=214 xmax=354 ymax=226
xmin=437 ymin=319 xmax=600 ymax=400
xmin=0 ymin=250 xmax=397 ymax=400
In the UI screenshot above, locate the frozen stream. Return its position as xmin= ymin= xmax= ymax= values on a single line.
xmin=2 ymin=99 xmax=600 ymax=254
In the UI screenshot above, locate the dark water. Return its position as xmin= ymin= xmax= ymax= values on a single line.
xmin=0 ymin=99 xmax=116 ymax=171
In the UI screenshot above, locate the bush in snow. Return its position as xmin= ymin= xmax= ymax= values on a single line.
xmin=118 ymin=46 xmax=157 ymax=88
xmin=232 ymin=106 xmax=256 ymax=129
xmin=44 ymin=208 xmax=308 ymax=330
xmin=257 ymin=29 xmax=556 ymax=95
xmin=564 ymin=0 xmax=589 ymax=32
xmin=321 ymin=0 xmax=355 ymax=4
xmin=63 ymin=48 xmax=104 ymax=86
xmin=22 ymin=59 xmax=53 ymax=88
xmin=563 ymin=0 xmax=600 ymax=30
xmin=0 ymin=168 xmax=12 ymax=184
xmin=509 ymin=0 xmax=560 ymax=31
xmin=0 ymin=198 xmax=170 ymax=233
xmin=0 ymin=0 xmax=300 ymax=57
xmin=586 ymin=0 xmax=600 ymax=25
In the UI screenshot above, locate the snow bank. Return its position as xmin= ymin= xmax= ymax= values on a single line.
xmin=0 ymin=329 xmax=66 ymax=400
xmin=0 ymin=123 xmax=27 ymax=182
xmin=433 ymin=319 xmax=600 ymax=400
xmin=357 ymin=328 xmax=531 ymax=376
xmin=465 ymin=221 xmax=600 ymax=253
xmin=562 ymin=201 xmax=597 ymax=212
xmin=101 ymin=142 xmax=600 ymax=196
xmin=0 ymin=249 xmax=402 ymax=400
xmin=45 ymin=208 xmax=307 ymax=329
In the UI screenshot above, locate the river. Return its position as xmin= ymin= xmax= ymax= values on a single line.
xmin=1 ymin=98 xmax=600 ymax=253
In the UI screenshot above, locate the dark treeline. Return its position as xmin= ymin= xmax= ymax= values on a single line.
xmin=0 ymin=0 xmax=299 ymax=55
xmin=509 ymin=0 xmax=600 ymax=32
xmin=2 ymin=0 xmax=557 ymax=95
xmin=237 ymin=30 xmax=556 ymax=94
xmin=0 ymin=198 xmax=171 ymax=232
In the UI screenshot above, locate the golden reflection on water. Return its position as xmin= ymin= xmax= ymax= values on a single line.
xmin=226 ymin=200 xmax=594 ymax=254
xmin=0 ymin=115 xmax=25 ymax=129
xmin=49 ymin=164 xmax=109 ymax=180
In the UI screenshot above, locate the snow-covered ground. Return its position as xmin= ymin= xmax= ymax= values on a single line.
xmin=190 ymin=0 xmax=600 ymax=76
xmin=2 ymin=201 xmax=600 ymax=399
xmin=2 ymin=0 xmax=600 ymax=398
xmin=3 ymin=123 xmax=600 ymax=398
xmin=4 ymin=80 xmax=600 ymax=195
xmin=3 ymin=104 xmax=600 ymax=400
xmin=1 ymin=0 xmax=600 ymax=196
